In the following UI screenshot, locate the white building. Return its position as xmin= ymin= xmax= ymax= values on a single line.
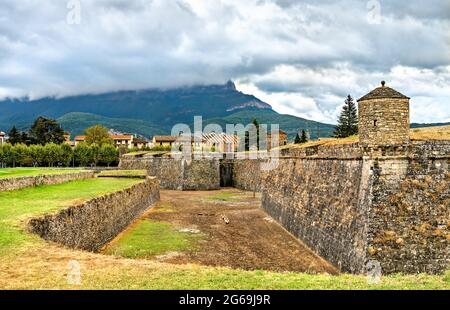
xmin=0 ymin=131 xmax=6 ymax=145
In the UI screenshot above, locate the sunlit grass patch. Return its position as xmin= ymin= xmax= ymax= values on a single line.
xmin=105 ymin=220 xmax=201 ymax=259
xmin=207 ymin=192 xmax=242 ymax=202
xmin=411 ymin=125 xmax=450 ymax=140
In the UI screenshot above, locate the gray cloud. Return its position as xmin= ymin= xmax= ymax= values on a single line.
xmin=0 ymin=0 xmax=449 ymax=123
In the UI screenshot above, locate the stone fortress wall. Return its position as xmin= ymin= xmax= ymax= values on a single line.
xmin=0 ymin=171 xmax=95 ymax=192
xmin=117 ymin=82 xmax=449 ymax=274
xmin=28 ymin=177 xmax=160 ymax=251
xmin=119 ymin=140 xmax=449 ymax=274
xmin=119 ymin=157 xmax=220 ymax=190
xmin=259 ymin=141 xmax=449 ymax=274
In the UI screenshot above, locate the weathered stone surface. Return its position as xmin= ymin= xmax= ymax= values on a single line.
xmin=232 ymin=159 xmax=264 ymax=192
xmin=358 ymin=97 xmax=410 ymax=146
xmin=281 ymin=143 xmax=362 ymax=159
xmin=261 ymin=158 xmax=368 ymax=273
xmin=119 ymin=157 xmax=220 ymax=190
xmin=367 ymin=156 xmax=449 ymax=274
xmin=0 ymin=171 xmax=95 ymax=192
xmin=260 ymin=141 xmax=449 ymax=274
xmin=118 ymin=141 xmax=449 ymax=274
xmin=28 ymin=177 xmax=160 ymax=251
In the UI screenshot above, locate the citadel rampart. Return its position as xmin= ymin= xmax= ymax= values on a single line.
xmin=28 ymin=177 xmax=160 ymax=251
xmin=119 ymin=157 xmax=220 ymax=190
xmin=119 ymin=140 xmax=449 ymax=274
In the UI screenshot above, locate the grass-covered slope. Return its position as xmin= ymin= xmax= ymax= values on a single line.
xmin=0 ymin=177 xmax=143 ymax=255
xmin=410 ymin=125 xmax=450 ymax=140
xmin=57 ymin=112 xmax=167 ymax=137
xmin=0 ymin=243 xmax=448 ymax=289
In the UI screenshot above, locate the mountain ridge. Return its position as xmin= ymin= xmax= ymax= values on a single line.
xmin=0 ymin=82 xmax=334 ymax=140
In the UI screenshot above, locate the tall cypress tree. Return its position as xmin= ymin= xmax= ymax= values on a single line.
xmin=334 ymin=95 xmax=358 ymax=138
xmin=294 ymin=133 xmax=301 ymax=144
xmin=300 ymin=129 xmax=308 ymax=143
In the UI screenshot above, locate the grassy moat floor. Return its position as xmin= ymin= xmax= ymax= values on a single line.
xmin=0 ymin=172 xmax=448 ymax=290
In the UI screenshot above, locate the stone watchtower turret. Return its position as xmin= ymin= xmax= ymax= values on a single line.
xmin=357 ymin=81 xmax=410 ymax=146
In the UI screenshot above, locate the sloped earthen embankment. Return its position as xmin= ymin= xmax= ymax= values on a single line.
xmin=28 ymin=177 xmax=160 ymax=251
xmin=0 ymin=171 xmax=95 ymax=192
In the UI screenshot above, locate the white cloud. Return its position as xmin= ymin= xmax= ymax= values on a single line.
xmin=0 ymin=0 xmax=449 ymax=123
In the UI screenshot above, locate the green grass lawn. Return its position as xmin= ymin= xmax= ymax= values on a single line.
xmin=80 ymin=266 xmax=449 ymax=290
xmin=0 ymin=177 xmax=144 ymax=255
xmin=0 ymin=175 xmax=448 ymax=290
xmin=0 ymin=168 xmax=86 ymax=179
xmin=105 ymin=219 xmax=201 ymax=259
xmin=208 ymin=191 xmax=242 ymax=202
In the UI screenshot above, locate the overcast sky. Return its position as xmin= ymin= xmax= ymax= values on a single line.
xmin=0 ymin=0 xmax=449 ymax=124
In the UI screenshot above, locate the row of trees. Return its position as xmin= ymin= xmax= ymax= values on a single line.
xmin=294 ymin=130 xmax=309 ymax=144
xmin=0 ymin=143 xmax=118 ymax=168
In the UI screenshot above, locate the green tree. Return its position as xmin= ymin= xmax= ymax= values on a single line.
xmin=300 ymin=130 xmax=308 ymax=143
xmin=28 ymin=144 xmax=45 ymax=167
xmin=60 ymin=143 xmax=74 ymax=167
xmin=334 ymin=95 xmax=358 ymax=138
xmin=20 ymin=132 xmax=31 ymax=145
xmin=99 ymin=144 xmax=118 ymax=167
xmin=90 ymin=143 xmax=101 ymax=167
xmin=43 ymin=143 xmax=62 ymax=167
xmin=0 ymin=144 xmax=13 ymax=167
xmin=0 ymin=145 xmax=3 ymax=168
xmin=294 ymin=133 xmax=301 ymax=144
xmin=9 ymin=143 xmax=22 ymax=167
xmin=84 ymin=125 xmax=113 ymax=146
xmin=12 ymin=144 xmax=29 ymax=167
xmin=29 ymin=116 xmax=65 ymax=145
xmin=74 ymin=142 xmax=92 ymax=167
xmin=8 ymin=126 xmax=21 ymax=145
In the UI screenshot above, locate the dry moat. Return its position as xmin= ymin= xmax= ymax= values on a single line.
xmin=103 ymin=189 xmax=337 ymax=274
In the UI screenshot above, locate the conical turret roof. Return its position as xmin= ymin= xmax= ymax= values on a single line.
xmin=357 ymin=81 xmax=409 ymax=102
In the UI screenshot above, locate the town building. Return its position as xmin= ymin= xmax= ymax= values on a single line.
xmin=202 ymin=132 xmax=239 ymax=153
xmin=64 ymin=133 xmax=75 ymax=147
xmin=0 ymin=131 xmax=6 ymax=145
xmin=154 ymin=133 xmax=239 ymax=153
xmin=132 ymin=137 xmax=149 ymax=149
xmin=267 ymin=129 xmax=288 ymax=150
xmin=74 ymin=134 xmax=143 ymax=149
xmin=152 ymin=136 xmax=178 ymax=147
xmin=112 ymin=135 xmax=134 ymax=148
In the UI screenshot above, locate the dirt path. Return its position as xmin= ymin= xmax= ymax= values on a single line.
xmin=118 ymin=188 xmax=337 ymax=274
